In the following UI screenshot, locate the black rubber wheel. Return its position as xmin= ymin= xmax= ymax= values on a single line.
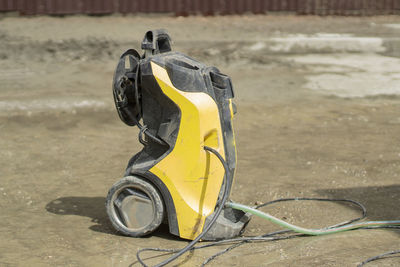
xmin=106 ymin=176 xmax=165 ymax=237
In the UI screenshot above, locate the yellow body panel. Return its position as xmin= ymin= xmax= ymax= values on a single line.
xmin=149 ymin=62 xmax=225 ymax=240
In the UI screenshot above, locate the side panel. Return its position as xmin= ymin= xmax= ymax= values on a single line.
xmin=149 ymin=62 xmax=226 ymax=240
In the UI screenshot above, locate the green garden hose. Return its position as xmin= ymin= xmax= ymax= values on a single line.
xmin=227 ymin=202 xmax=400 ymax=236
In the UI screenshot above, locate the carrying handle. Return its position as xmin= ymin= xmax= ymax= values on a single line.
xmin=141 ymin=29 xmax=172 ymax=56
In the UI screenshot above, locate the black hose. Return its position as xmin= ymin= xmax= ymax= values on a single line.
xmin=136 ymin=146 xmax=231 ymax=267
xmin=357 ymin=250 xmax=400 ymax=267
xmin=134 ymin=149 xmax=398 ymax=267
xmin=201 ymin=197 xmax=368 ymax=265
xmin=255 ymin=197 xmax=367 ymax=228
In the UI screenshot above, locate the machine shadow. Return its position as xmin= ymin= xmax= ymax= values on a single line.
xmin=45 ymin=196 xmax=176 ymax=239
xmin=316 ymin=184 xmax=400 ymax=234
xmin=46 ymin=196 xmax=116 ymax=235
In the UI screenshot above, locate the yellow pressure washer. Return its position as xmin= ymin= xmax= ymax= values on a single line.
xmin=106 ymin=30 xmax=400 ymax=267
xmin=106 ymin=29 xmax=250 ymax=242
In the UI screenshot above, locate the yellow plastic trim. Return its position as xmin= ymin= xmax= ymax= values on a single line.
xmin=149 ymin=62 xmax=226 ymax=240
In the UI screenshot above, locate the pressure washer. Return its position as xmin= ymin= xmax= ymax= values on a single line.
xmin=106 ymin=30 xmax=400 ymax=266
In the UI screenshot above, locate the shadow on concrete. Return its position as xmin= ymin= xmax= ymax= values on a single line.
xmin=45 ymin=196 xmax=190 ymax=266
xmin=317 ymin=184 xmax=400 ymax=233
xmin=45 ymin=196 xmax=177 ymax=239
xmin=45 ymin=196 xmax=116 ymax=235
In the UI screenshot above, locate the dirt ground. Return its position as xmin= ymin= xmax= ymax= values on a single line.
xmin=1 ymin=15 xmax=400 ymax=266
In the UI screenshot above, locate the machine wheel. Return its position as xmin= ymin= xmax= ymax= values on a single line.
xmin=106 ymin=176 xmax=165 ymax=237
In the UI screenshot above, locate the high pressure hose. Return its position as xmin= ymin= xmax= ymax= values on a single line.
xmin=357 ymin=250 xmax=400 ymax=267
xmin=136 ymin=147 xmax=400 ymax=266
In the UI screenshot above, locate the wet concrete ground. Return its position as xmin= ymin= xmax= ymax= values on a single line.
xmin=1 ymin=15 xmax=400 ymax=266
